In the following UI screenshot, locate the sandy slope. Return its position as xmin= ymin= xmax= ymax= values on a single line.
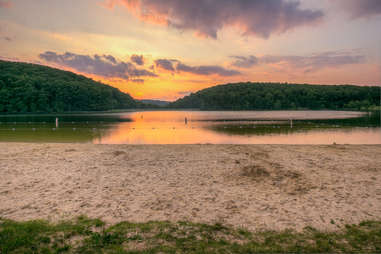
xmin=0 ymin=143 xmax=380 ymax=231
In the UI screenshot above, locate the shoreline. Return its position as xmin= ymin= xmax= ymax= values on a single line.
xmin=0 ymin=109 xmax=374 ymax=116
xmin=1 ymin=143 xmax=380 ymax=232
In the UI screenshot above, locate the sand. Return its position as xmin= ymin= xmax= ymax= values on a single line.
xmin=0 ymin=143 xmax=380 ymax=232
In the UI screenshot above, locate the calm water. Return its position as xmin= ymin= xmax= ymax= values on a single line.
xmin=0 ymin=110 xmax=380 ymax=144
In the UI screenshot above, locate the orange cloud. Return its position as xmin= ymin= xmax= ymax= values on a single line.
xmin=103 ymin=0 xmax=168 ymax=25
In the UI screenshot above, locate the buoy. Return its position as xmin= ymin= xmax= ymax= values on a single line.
xmin=12 ymin=128 xmax=15 ymax=131
xmin=73 ymin=128 xmax=76 ymax=131
xmin=52 ymin=128 xmax=56 ymax=131
xmin=32 ymin=128 xmax=36 ymax=131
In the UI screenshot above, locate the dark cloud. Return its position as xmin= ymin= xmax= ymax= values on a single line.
xmin=259 ymin=51 xmax=366 ymax=72
xmin=103 ymin=55 xmax=117 ymax=64
xmin=230 ymin=55 xmax=258 ymax=68
xmin=112 ymin=0 xmax=323 ymax=39
xmin=0 ymin=0 xmax=12 ymax=8
xmin=155 ymin=59 xmax=176 ymax=71
xmin=176 ymin=63 xmax=240 ymax=76
xmin=131 ymin=54 xmax=144 ymax=65
xmin=337 ymin=0 xmax=381 ymax=18
xmin=155 ymin=58 xmax=240 ymax=76
xmin=39 ymin=51 xmax=157 ymax=80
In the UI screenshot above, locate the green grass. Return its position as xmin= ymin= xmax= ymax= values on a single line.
xmin=1 ymin=217 xmax=380 ymax=253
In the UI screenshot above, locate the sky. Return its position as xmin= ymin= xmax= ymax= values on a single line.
xmin=0 ymin=0 xmax=380 ymax=101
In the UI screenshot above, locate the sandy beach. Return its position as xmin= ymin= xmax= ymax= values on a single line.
xmin=0 ymin=143 xmax=380 ymax=232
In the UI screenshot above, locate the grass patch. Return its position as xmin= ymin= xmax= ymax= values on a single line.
xmin=1 ymin=217 xmax=381 ymax=253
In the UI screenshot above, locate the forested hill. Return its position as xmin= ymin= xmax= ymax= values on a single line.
xmin=169 ymin=82 xmax=380 ymax=110
xmin=0 ymin=60 xmax=137 ymax=113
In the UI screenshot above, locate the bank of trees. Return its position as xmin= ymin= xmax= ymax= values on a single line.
xmin=0 ymin=60 xmax=137 ymax=113
xmin=169 ymin=82 xmax=379 ymax=110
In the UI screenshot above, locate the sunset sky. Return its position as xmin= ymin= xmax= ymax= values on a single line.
xmin=0 ymin=0 xmax=380 ymax=100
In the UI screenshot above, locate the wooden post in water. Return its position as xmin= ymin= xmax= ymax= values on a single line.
xmin=185 ymin=117 xmax=188 ymax=125
xmin=290 ymin=119 xmax=293 ymax=128
xmin=56 ymin=118 xmax=59 ymax=128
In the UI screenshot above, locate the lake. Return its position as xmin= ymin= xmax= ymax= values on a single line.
xmin=0 ymin=110 xmax=380 ymax=144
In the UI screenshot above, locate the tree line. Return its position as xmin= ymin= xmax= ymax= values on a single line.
xmin=169 ymin=82 xmax=380 ymax=110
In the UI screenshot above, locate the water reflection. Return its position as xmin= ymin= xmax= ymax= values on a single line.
xmin=0 ymin=111 xmax=380 ymax=144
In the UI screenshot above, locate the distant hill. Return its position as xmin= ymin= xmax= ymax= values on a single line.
xmin=0 ymin=60 xmax=137 ymax=113
xmin=139 ymin=99 xmax=170 ymax=106
xmin=169 ymin=82 xmax=379 ymax=110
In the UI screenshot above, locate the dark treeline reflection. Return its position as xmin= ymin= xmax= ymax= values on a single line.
xmin=209 ymin=111 xmax=380 ymax=136
xmin=0 ymin=114 xmax=131 ymax=142
xmin=0 ymin=114 xmax=132 ymax=123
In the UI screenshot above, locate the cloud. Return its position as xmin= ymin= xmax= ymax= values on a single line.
xmin=155 ymin=59 xmax=176 ymax=71
xmin=176 ymin=63 xmax=240 ymax=76
xmin=336 ymin=0 xmax=381 ymax=19
xmin=103 ymin=55 xmax=117 ymax=64
xmin=260 ymin=51 xmax=366 ymax=72
xmin=230 ymin=55 xmax=258 ymax=68
xmin=229 ymin=51 xmax=366 ymax=72
xmin=39 ymin=51 xmax=157 ymax=80
xmin=0 ymin=0 xmax=12 ymax=8
xmin=155 ymin=58 xmax=240 ymax=76
xmin=105 ymin=0 xmax=323 ymax=39
xmin=39 ymin=52 xmax=240 ymax=80
xmin=131 ymin=54 xmax=144 ymax=65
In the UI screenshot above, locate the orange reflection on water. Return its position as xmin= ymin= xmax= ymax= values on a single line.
xmin=98 ymin=111 xmax=212 ymax=144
